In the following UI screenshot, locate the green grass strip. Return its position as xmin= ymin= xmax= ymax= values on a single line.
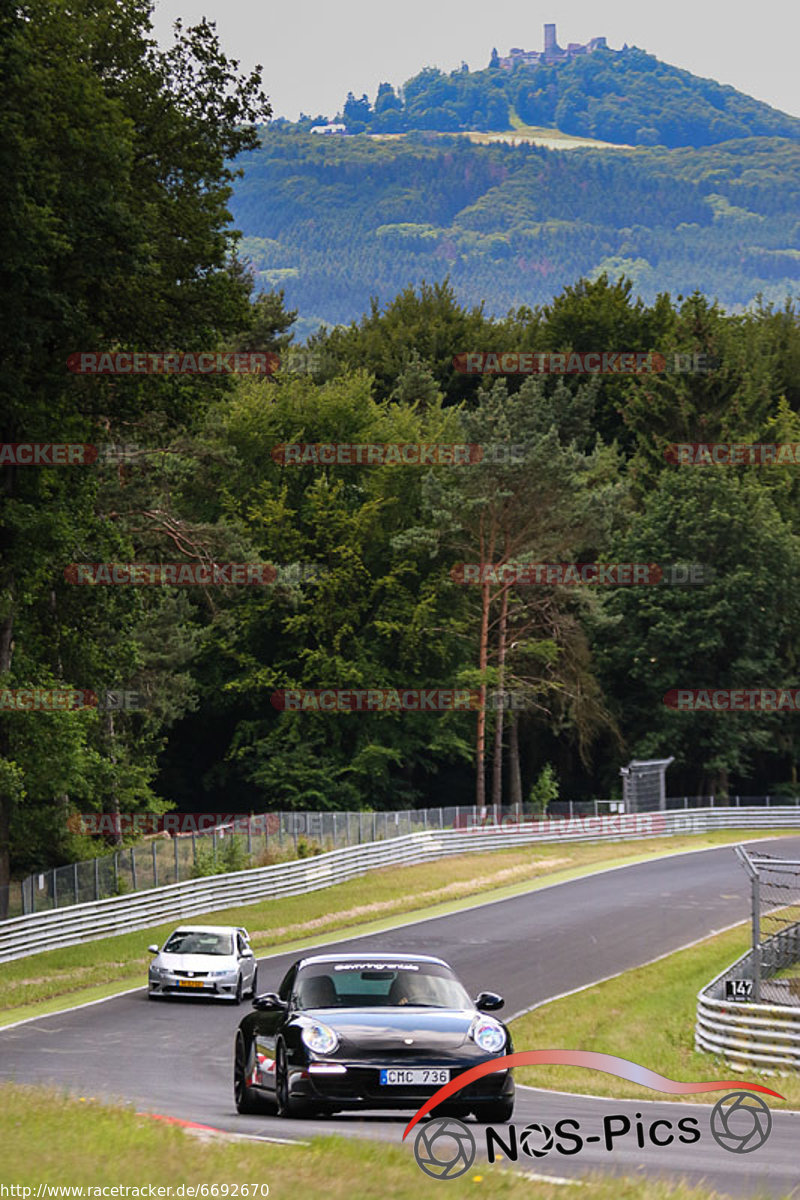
xmin=510 ymin=922 xmax=800 ymax=1108
xmin=0 ymin=1081 xmax=762 ymax=1199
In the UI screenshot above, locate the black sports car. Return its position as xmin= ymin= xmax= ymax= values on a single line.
xmin=233 ymin=952 xmax=514 ymax=1122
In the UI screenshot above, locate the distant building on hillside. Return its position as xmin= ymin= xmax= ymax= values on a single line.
xmin=310 ymin=123 xmax=347 ymax=135
xmin=498 ymin=23 xmax=607 ymax=69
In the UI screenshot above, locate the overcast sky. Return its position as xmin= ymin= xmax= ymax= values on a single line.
xmin=151 ymin=0 xmax=800 ymax=122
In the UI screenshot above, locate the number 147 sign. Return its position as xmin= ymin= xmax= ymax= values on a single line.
xmin=725 ymin=979 xmax=754 ymax=1000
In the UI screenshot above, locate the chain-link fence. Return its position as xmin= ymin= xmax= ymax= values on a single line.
xmin=2 ymin=794 xmax=799 ymax=920
xmin=3 ymin=807 xmax=477 ymax=918
xmin=735 ymin=846 xmax=800 ymax=1006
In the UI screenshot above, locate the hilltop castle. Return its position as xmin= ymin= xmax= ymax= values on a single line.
xmin=498 ymin=23 xmax=607 ymax=69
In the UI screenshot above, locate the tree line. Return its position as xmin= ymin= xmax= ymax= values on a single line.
xmin=230 ymin=131 xmax=800 ymax=329
xmin=2 ymin=0 xmax=800 ymax=901
xmin=294 ymin=46 xmax=800 ymax=148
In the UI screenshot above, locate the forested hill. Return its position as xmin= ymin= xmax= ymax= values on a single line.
xmin=297 ymin=46 xmax=800 ymax=149
xmin=231 ymin=134 xmax=800 ymax=332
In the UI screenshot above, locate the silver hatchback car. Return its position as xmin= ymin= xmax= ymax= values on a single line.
xmin=148 ymin=924 xmax=257 ymax=1003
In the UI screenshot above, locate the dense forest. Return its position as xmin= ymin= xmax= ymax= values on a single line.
xmin=3 ymin=0 xmax=800 ymax=894
xmin=232 ymin=131 xmax=800 ymax=332
xmin=295 ymin=45 xmax=800 ymax=148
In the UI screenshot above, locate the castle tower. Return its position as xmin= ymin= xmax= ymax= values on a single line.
xmin=544 ymin=23 xmax=558 ymax=53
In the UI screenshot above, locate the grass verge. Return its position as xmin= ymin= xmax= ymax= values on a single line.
xmin=0 ymin=1083 xmax=756 ymax=1199
xmin=1 ymin=829 xmax=796 ymax=1025
xmin=510 ymin=922 xmax=800 ymax=1108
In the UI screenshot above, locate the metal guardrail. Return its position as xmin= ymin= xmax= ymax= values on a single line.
xmin=1 ymin=807 xmax=799 ymax=964
xmin=696 ymin=944 xmax=800 ymax=1071
xmin=6 ymin=794 xmax=796 ymax=921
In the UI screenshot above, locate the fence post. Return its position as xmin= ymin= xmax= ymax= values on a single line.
xmin=131 ymin=847 xmax=137 ymax=891
xmin=752 ymin=870 xmax=761 ymax=1004
xmin=333 ymin=812 xmax=337 ymax=848
xmin=52 ymin=867 xmax=57 ymax=909
xmin=94 ymin=856 xmax=100 ymax=901
xmin=372 ymin=810 xmax=376 ymax=841
xmin=73 ymin=862 xmax=79 ymax=905
xmin=152 ymin=840 xmax=158 ymax=888
xmin=569 ymin=800 xmax=574 ymax=819
xmin=594 ymin=799 xmax=599 ymax=818
xmin=247 ymin=820 xmax=252 ymax=858
xmin=114 ymin=851 xmax=119 ymax=895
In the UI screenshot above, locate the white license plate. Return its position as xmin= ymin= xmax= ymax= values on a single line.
xmin=380 ymin=1068 xmax=450 ymax=1086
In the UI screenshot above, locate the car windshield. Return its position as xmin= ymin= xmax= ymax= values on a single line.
xmin=163 ymin=931 xmax=233 ymax=956
xmin=293 ymin=961 xmax=472 ymax=1009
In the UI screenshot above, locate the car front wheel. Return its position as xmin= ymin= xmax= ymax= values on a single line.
xmin=275 ymin=1043 xmax=314 ymax=1118
xmin=234 ymin=1032 xmax=271 ymax=1114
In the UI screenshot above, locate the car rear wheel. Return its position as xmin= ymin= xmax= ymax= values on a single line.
xmin=234 ymin=1032 xmax=271 ymax=1114
xmin=472 ymin=1096 xmax=514 ymax=1123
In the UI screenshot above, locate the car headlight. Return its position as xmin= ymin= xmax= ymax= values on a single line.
xmin=149 ymin=965 xmax=165 ymax=976
xmin=471 ymin=1018 xmax=506 ymax=1054
xmin=301 ymin=1021 xmax=339 ymax=1055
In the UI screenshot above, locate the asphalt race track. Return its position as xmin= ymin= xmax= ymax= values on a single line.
xmin=1 ymin=837 xmax=799 ymax=1197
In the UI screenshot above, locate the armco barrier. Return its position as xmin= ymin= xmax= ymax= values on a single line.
xmin=696 ymin=945 xmax=800 ymax=1071
xmin=1 ymin=807 xmax=799 ymax=963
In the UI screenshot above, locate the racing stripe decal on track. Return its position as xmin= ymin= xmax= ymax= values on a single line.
xmin=140 ymin=1114 xmax=227 ymax=1132
xmin=140 ymin=1114 xmax=305 ymax=1146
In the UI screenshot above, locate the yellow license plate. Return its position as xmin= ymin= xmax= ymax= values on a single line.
xmin=178 ymin=979 xmax=205 ymax=988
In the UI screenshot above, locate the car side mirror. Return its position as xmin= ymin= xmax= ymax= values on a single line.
xmin=148 ymin=945 xmax=159 ymax=954
xmin=253 ymin=992 xmax=287 ymax=1011
xmin=475 ymin=991 xmax=504 ymax=1012
xmin=240 ymin=948 xmax=254 ymax=959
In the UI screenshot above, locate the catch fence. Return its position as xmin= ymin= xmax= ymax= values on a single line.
xmin=2 ymin=794 xmax=798 ymax=921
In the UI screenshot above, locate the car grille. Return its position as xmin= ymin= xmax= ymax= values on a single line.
xmin=172 ymin=970 xmax=209 ymax=978
xmin=307 ymin=1064 xmax=508 ymax=1105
